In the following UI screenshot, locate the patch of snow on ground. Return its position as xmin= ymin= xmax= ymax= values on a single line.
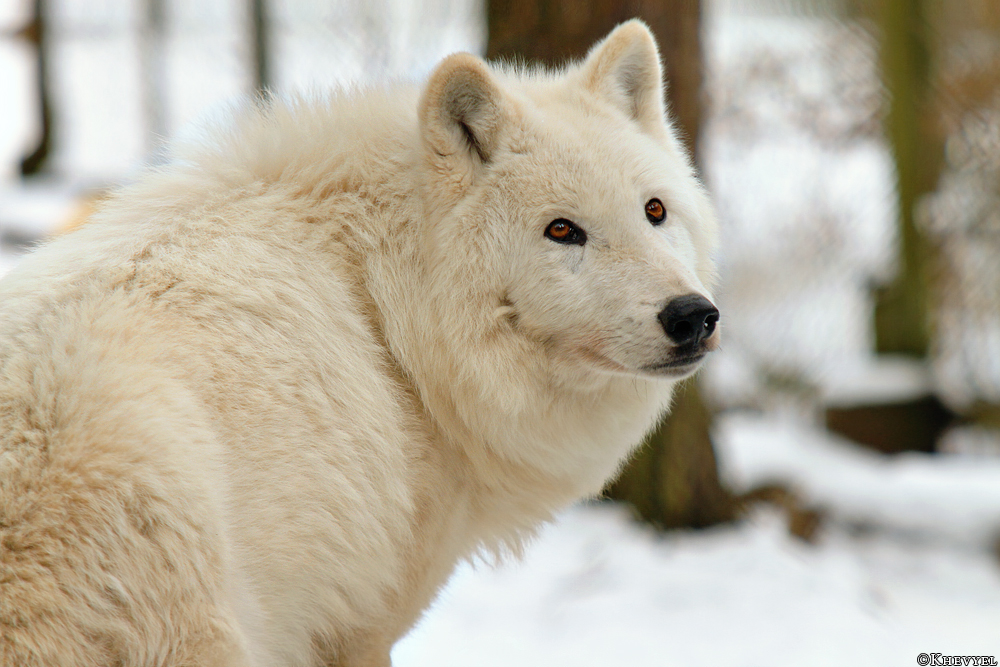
xmin=716 ymin=410 xmax=1000 ymax=549
xmin=394 ymin=501 xmax=1000 ymax=666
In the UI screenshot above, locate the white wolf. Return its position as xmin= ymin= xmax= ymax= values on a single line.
xmin=0 ymin=20 xmax=719 ymax=667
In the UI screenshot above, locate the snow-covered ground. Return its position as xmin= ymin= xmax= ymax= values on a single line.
xmin=391 ymin=413 xmax=1000 ymax=666
xmin=719 ymin=411 xmax=1000 ymax=550
xmin=394 ymin=508 xmax=1000 ymax=666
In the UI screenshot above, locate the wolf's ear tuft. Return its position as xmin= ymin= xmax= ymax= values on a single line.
xmin=581 ymin=20 xmax=666 ymax=133
xmin=420 ymin=53 xmax=506 ymax=169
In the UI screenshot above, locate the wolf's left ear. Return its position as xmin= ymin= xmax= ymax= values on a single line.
xmin=420 ymin=53 xmax=507 ymax=173
xmin=581 ymin=20 xmax=667 ymax=136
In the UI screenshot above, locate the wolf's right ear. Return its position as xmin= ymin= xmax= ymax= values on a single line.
xmin=420 ymin=53 xmax=507 ymax=174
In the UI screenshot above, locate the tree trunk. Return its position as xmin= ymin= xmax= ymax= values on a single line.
xmin=606 ymin=380 xmax=735 ymax=528
xmin=140 ymin=0 xmax=168 ymax=157
xmin=19 ymin=0 xmax=52 ymax=177
xmin=486 ymin=0 xmax=736 ymax=529
xmin=486 ymin=0 xmax=702 ymax=154
xmin=872 ymin=0 xmax=944 ymax=357
xmin=250 ymin=0 xmax=271 ymax=94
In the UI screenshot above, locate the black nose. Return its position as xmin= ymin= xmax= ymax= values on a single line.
xmin=658 ymin=294 xmax=719 ymax=346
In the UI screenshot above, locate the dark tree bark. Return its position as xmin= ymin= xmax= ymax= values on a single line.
xmin=486 ymin=0 xmax=736 ymax=529
xmin=250 ymin=0 xmax=271 ymax=94
xmin=487 ymin=0 xmax=702 ymax=156
xmin=19 ymin=0 xmax=52 ymax=177
xmin=872 ymin=0 xmax=944 ymax=357
xmin=141 ymin=0 xmax=168 ymax=155
xmin=606 ymin=380 xmax=735 ymax=529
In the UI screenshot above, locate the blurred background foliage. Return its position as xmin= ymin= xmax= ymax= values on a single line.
xmin=2 ymin=0 xmax=1000 ymax=535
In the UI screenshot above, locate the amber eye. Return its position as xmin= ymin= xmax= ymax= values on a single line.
xmin=645 ymin=198 xmax=666 ymax=225
xmin=545 ymin=218 xmax=586 ymax=245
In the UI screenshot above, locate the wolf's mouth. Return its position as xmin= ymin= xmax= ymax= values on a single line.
xmin=641 ymin=351 xmax=708 ymax=377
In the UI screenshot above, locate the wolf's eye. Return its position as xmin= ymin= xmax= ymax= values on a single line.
xmin=545 ymin=219 xmax=587 ymax=245
xmin=645 ymin=198 xmax=667 ymax=225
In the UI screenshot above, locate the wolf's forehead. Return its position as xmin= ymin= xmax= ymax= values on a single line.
xmin=501 ymin=144 xmax=631 ymax=197
xmin=505 ymin=122 xmax=667 ymax=198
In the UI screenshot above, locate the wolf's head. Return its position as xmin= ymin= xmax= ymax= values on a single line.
xmin=416 ymin=21 xmax=720 ymax=389
xmin=378 ymin=21 xmax=721 ymax=487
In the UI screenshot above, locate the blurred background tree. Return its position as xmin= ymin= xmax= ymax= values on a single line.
xmin=871 ymin=0 xmax=942 ymax=358
xmin=18 ymin=0 xmax=50 ymax=176
xmin=487 ymin=0 xmax=737 ymax=530
xmin=827 ymin=0 xmax=1000 ymax=453
xmin=250 ymin=0 xmax=271 ymax=94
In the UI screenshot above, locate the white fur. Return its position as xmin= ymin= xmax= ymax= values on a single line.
xmin=0 ymin=21 xmax=718 ymax=667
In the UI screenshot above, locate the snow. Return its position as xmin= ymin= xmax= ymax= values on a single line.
xmin=0 ymin=35 xmax=35 ymax=183
xmin=393 ymin=393 xmax=1000 ymax=664
xmin=393 ymin=501 xmax=1000 ymax=666
xmin=0 ymin=178 xmax=79 ymax=237
xmin=699 ymin=10 xmax=900 ymax=407
xmin=390 ymin=410 xmax=1000 ymax=666
xmin=717 ymin=411 xmax=1000 ymax=549
xmin=821 ymin=355 xmax=935 ymax=406
xmin=393 ymin=409 xmax=1000 ymax=665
